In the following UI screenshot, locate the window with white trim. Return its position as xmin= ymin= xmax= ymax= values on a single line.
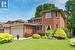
xmin=45 ymin=25 xmax=51 ymax=31
xmin=56 ymin=12 xmax=61 ymax=18
xmin=45 ymin=12 xmax=51 ymax=18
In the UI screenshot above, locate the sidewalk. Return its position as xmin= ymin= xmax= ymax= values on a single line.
xmin=13 ymin=37 xmax=32 ymax=40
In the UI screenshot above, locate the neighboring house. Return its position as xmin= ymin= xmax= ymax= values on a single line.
xmin=0 ymin=9 xmax=66 ymax=37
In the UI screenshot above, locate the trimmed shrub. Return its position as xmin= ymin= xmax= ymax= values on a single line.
xmin=32 ymin=34 xmax=41 ymax=39
xmin=46 ymin=29 xmax=54 ymax=39
xmin=0 ymin=33 xmax=13 ymax=43
xmin=41 ymin=34 xmax=48 ymax=39
xmin=54 ymin=28 xmax=67 ymax=39
xmin=69 ymin=38 xmax=75 ymax=46
xmin=63 ymin=28 xmax=69 ymax=36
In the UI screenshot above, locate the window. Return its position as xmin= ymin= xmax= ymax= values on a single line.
xmin=37 ymin=25 xmax=42 ymax=30
xmin=45 ymin=12 xmax=51 ymax=18
xmin=56 ymin=24 xmax=60 ymax=28
xmin=56 ymin=12 xmax=61 ymax=18
xmin=45 ymin=25 xmax=51 ymax=31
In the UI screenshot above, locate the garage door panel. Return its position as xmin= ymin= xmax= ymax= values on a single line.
xmin=11 ymin=25 xmax=23 ymax=38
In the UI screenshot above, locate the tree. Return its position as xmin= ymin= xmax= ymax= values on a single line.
xmin=70 ymin=11 xmax=75 ymax=28
xmin=35 ymin=5 xmax=42 ymax=17
xmin=65 ymin=0 xmax=75 ymax=29
xmin=65 ymin=0 xmax=75 ymax=16
xmin=35 ymin=3 xmax=56 ymax=18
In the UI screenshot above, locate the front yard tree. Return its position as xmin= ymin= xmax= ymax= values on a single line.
xmin=65 ymin=0 xmax=75 ymax=37
xmin=35 ymin=3 xmax=56 ymax=18
xmin=65 ymin=0 xmax=72 ymax=16
xmin=70 ymin=11 xmax=75 ymax=28
xmin=65 ymin=0 xmax=75 ymax=29
xmin=35 ymin=5 xmax=42 ymax=17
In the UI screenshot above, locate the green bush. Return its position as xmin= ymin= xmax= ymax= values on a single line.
xmin=69 ymin=38 xmax=75 ymax=46
xmin=54 ymin=28 xmax=67 ymax=39
xmin=0 ymin=33 xmax=13 ymax=43
xmin=32 ymin=34 xmax=41 ymax=39
xmin=63 ymin=28 xmax=69 ymax=36
xmin=46 ymin=29 xmax=54 ymax=39
xmin=41 ymin=34 xmax=48 ymax=39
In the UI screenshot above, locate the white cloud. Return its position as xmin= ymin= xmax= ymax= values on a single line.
xmin=55 ymin=0 xmax=68 ymax=3
xmin=45 ymin=0 xmax=68 ymax=9
xmin=55 ymin=0 xmax=68 ymax=9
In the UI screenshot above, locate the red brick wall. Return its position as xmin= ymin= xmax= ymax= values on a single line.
xmin=36 ymin=28 xmax=42 ymax=33
xmin=23 ymin=25 xmax=33 ymax=37
xmin=42 ymin=11 xmax=66 ymax=33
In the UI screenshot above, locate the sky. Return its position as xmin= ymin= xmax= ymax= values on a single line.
xmin=0 ymin=0 xmax=68 ymax=22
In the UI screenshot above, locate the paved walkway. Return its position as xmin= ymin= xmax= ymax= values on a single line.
xmin=13 ymin=37 xmax=32 ymax=40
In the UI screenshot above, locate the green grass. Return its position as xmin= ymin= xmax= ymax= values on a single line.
xmin=0 ymin=39 xmax=75 ymax=50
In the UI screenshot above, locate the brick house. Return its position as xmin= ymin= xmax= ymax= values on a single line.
xmin=28 ymin=9 xmax=66 ymax=33
xmin=0 ymin=9 xmax=66 ymax=37
xmin=41 ymin=9 xmax=67 ymax=33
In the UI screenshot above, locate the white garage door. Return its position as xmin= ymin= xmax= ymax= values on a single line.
xmin=11 ymin=25 xmax=23 ymax=38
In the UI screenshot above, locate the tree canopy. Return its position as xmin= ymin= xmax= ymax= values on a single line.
xmin=65 ymin=0 xmax=75 ymax=29
xmin=35 ymin=3 xmax=57 ymax=18
xmin=65 ymin=0 xmax=75 ymax=16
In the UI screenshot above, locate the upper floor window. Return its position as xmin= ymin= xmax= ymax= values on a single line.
xmin=45 ymin=12 xmax=51 ymax=18
xmin=56 ymin=12 xmax=61 ymax=18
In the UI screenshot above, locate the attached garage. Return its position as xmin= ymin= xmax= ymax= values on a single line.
xmin=3 ymin=20 xmax=38 ymax=38
xmin=11 ymin=25 xmax=23 ymax=38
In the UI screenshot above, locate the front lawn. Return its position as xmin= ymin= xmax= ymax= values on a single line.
xmin=0 ymin=39 xmax=75 ymax=50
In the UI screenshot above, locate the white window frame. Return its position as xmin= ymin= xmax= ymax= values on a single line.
xmin=56 ymin=12 xmax=61 ymax=18
xmin=45 ymin=12 xmax=51 ymax=18
xmin=45 ymin=25 xmax=51 ymax=32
